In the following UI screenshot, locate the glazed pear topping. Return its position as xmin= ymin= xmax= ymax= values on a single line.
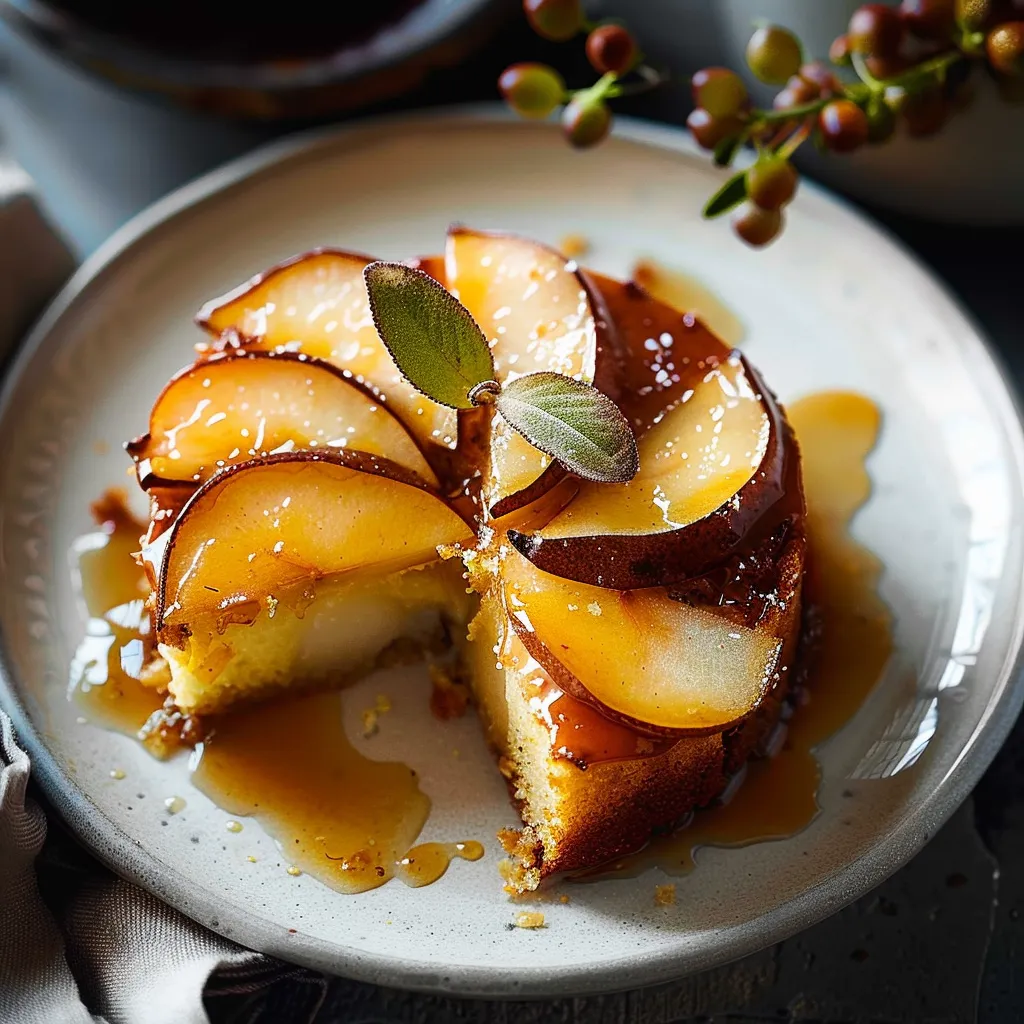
xmin=363 ymin=261 xmax=638 ymax=485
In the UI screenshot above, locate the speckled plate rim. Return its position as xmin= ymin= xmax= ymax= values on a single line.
xmin=2 ymin=106 xmax=1024 ymax=998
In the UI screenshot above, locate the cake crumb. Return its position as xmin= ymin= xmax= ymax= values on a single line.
xmin=497 ymin=756 xmax=516 ymax=780
xmin=429 ymin=663 xmax=471 ymax=720
xmin=587 ymin=602 xmax=603 ymax=616
xmin=559 ymin=894 xmax=570 ymax=904
xmin=375 ymin=693 xmax=392 ymax=713
xmin=514 ymin=911 xmax=546 ymax=929
xmin=654 ymin=884 xmax=676 ymax=906
xmin=559 ymin=234 xmax=590 ymax=258
xmin=361 ymin=709 xmax=379 ymax=737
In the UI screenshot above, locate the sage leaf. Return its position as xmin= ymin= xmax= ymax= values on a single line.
xmin=495 ymin=372 xmax=639 ymax=483
xmin=364 ymin=262 xmax=495 ymax=409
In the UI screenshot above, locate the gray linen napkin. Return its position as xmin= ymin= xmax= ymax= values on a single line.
xmin=0 ymin=161 xmax=326 ymax=1024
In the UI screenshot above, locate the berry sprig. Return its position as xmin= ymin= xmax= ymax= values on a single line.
xmin=498 ymin=0 xmax=665 ymax=148
xmin=498 ymin=0 xmax=1024 ymax=249
xmin=692 ymin=0 xmax=1024 ymax=246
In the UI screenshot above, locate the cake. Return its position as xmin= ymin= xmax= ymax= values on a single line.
xmin=127 ymin=228 xmax=806 ymax=892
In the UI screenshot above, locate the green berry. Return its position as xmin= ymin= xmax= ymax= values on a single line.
xmin=746 ymin=158 xmax=799 ymax=211
xmin=586 ymin=24 xmax=638 ymax=75
xmin=818 ymin=99 xmax=870 ymax=151
xmin=691 ymin=67 xmax=748 ymax=118
xmin=499 ymin=63 xmax=566 ymax=119
xmin=524 ymin=0 xmax=583 ymax=41
xmin=562 ymin=95 xmax=612 ymax=148
xmin=746 ymin=25 xmax=804 ymax=85
xmin=732 ymin=202 xmax=783 ymax=247
xmin=987 ymin=22 xmax=1024 ymax=75
xmin=866 ymin=95 xmax=897 ymax=142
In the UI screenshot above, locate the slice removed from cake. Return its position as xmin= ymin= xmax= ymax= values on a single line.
xmin=147 ymin=450 xmax=474 ymax=715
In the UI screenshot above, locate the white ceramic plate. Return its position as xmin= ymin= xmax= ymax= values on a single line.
xmin=2 ymin=109 xmax=1023 ymax=998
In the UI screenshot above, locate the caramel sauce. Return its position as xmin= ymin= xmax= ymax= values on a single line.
xmin=189 ymin=693 xmax=435 ymax=893
xmin=71 ymin=495 xmax=483 ymax=894
xmin=632 ymin=260 xmax=745 ymax=349
xmin=396 ymin=840 xmax=485 ymax=887
xmin=70 ymin=493 xmax=166 ymax=736
xmin=576 ymin=390 xmax=890 ymax=878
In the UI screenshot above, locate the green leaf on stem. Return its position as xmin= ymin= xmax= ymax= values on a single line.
xmin=495 ymin=372 xmax=639 ymax=483
xmin=363 ymin=262 xmax=495 ymax=409
xmin=703 ymin=170 xmax=748 ymax=218
xmin=713 ymin=133 xmax=744 ymax=166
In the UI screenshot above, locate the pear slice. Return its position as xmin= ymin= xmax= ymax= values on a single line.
xmin=508 ymin=353 xmax=800 ymax=589
xmin=150 ymin=450 xmax=473 ymax=646
xmin=196 ymin=249 xmax=458 ymax=457
xmin=592 ymin=272 xmax=730 ymax=434
xmin=127 ymin=350 xmax=439 ymax=492
xmin=444 ymin=229 xmax=622 ymax=518
xmin=502 ymin=550 xmax=782 ymax=733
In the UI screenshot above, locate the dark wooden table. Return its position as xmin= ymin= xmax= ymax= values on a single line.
xmin=3 ymin=7 xmax=1022 ymax=1022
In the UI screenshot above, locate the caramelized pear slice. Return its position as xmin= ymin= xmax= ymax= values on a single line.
xmin=150 ymin=450 xmax=473 ymax=644
xmin=445 ymin=229 xmax=621 ymax=518
xmin=509 ymin=353 xmax=797 ymax=589
xmin=127 ymin=350 xmax=439 ymax=491
xmin=197 ymin=249 xmax=457 ymax=455
xmin=591 ymin=273 xmax=730 ymax=434
xmin=502 ymin=551 xmax=781 ymax=733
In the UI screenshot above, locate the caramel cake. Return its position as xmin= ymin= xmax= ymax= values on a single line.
xmin=124 ymin=228 xmax=806 ymax=892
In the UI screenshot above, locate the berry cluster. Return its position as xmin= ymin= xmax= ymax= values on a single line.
xmin=498 ymin=0 xmax=661 ymax=148
xmin=499 ymin=0 xmax=1024 ymax=248
xmin=691 ymin=1 xmax=1024 ymax=246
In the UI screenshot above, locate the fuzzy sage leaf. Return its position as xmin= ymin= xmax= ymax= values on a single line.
xmin=495 ymin=372 xmax=639 ymax=483
xmin=363 ymin=262 xmax=495 ymax=409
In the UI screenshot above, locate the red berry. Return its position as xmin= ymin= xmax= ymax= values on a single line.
xmin=691 ymin=67 xmax=748 ymax=118
xmin=849 ymin=4 xmax=906 ymax=55
xmin=586 ymin=24 xmax=638 ymax=75
xmin=746 ymin=25 xmax=804 ymax=84
xmin=901 ymin=88 xmax=951 ymax=135
xmin=562 ymin=96 xmax=612 ymax=147
xmin=686 ymin=108 xmax=743 ymax=149
xmin=499 ymin=63 xmax=566 ymax=119
xmin=746 ymin=158 xmax=799 ymax=211
xmin=900 ymin=0 xmax=956 ymax=39
xmin=818 ymin=99 xmax=870 ymax=151
xmin=732 ymin=202 xmax=783 ymax=247
xmin=864 ymin=52 xmax=914 ymax=77
xmin=987 ymin=21 xmax=1024 ymax=74
xmin=773 ymin=75 xmax=819 ymax=110
xmin=800 ymin=61 xmax=841 ymax=93
xmin=524 ymin=0 xmax=583 ymax=41
xmin=830 ymin=34 xmax=854 ymax=65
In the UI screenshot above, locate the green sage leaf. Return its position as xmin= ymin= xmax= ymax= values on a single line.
xmin=495 ymin=372 xmax=639 ymax=483
xmin=363 ymin=262 xmax=495 ymax=409
xmin=703 ymin=170 xmax=748 ymax=219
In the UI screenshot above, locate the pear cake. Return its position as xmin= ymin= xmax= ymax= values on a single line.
xmin=129 ymin=228 xmax=806 ymax=892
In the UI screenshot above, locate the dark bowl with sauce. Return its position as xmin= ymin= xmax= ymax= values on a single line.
xmin=0 ymin=0 xmax=513 ymax=119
